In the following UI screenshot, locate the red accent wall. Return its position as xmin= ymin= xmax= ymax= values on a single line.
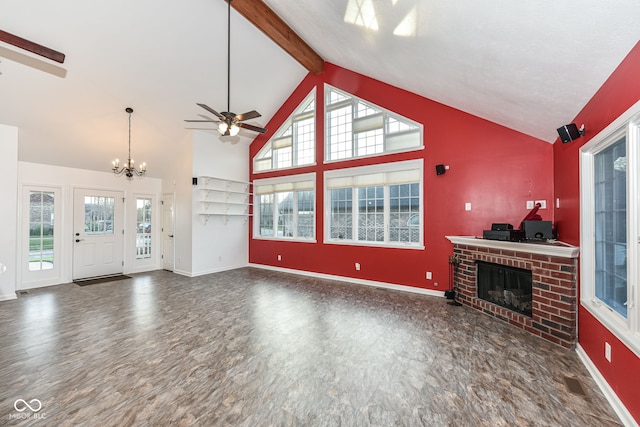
xmin=554 ymin=41 xmax=640 ymax=422
xmin=249 ymin=63 xmax=552 ymax=292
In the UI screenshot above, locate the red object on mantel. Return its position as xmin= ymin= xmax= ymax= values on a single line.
xmin=519 ymin=203 xmax=542 ymax=230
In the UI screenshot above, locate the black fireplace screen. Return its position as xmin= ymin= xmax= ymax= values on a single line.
xmin=476 ymin=261 xmax=532 ymax=317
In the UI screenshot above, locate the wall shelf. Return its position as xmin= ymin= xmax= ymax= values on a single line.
xmin=196 ymin=176 xmax=251 ymax=223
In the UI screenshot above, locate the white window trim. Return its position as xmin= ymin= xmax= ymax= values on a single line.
xmin=253 ymin=173 xmax=316 ymax=242
xmin=580 ymin=98 xmax=640 ymax=357
xmin=324 ymin=84 xmax=424 ymax=164
xmin=324 ymin=159 xmax=424 ymax=249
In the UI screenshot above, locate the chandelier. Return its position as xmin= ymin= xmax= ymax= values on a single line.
xmin=112 ymin=107 xmax=146 ymax=179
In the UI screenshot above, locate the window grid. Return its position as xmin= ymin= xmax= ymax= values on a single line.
xmin=275 ymin=146 xmax=292 ymax=169
xmin=28 ymin=191 xmax=55 ymax=271
xmin=356 ymin=129 xmax=384 ymax=156
xmin=296 ymin=117 xmax=315 ymax=166
xmin=329 ymin=188 xmax=353 ymax=240
xmin=328 ymin=106 xmax=353 ymax=160
xmin=389 ymin=183 xmax=420 ymax=243
xmin=357 ymin=186 xmax=385 ymax=242
xmin=326 ymin=162 xmax=422 ymax=248
xmin=253 ymin=90 xmax=315 ymax=172
xmin=258 ymin=194 xmax=274 ymax=236
xmin=325 ymin=85 xmax=422 ymax=162
xmin=256 ymin=189 xmax=315 ymax=240
xmin=84 ymin=196 xmax=115 ymax=234
xmin=297 ymin=190 xmax=315 ymax=238
xmin=136 ymin=198 xmax=152 ymax=259
xmin=594 ymin=137 xmax=627 ymax=317
xmin=276 ymin=192 xmax=294 ymax=237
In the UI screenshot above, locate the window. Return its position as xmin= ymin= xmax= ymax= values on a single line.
xmin=581 ymin=100 xmax=640 ymax=354
xmin=22 ymin=185 xmax=62 ymax=288
xmin=254 ymin=174 xmax=315 ymax=241
xmin=84 ymin=196 xmax=115 ymax=234
xmin=325 ymin=84 xmax=423 ymax=162
xmin=28 ymin=190 xmax=56 ymax=271
xmin=254 ymin=90 xmax=315 ymax=172
xmin=325 ymin=160 xmax=423 ymax=248
xmin=136 ymin=198 xmax=152 ymax=259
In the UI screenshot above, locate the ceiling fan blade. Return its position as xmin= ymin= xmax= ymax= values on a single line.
xmin=197 ymin=103 xmax=224 ymax=120
xmin=238 ymin=123 xmax=267 ymax=134
xmin=184 ymin=119 xmax=218 ymax=123
xmin=0 ymin=29 xmax=66 ymax=63
xmin=235 ymin=110 xmax=262 ymax=122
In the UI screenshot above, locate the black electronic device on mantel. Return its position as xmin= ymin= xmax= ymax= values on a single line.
xmin=523 ymin=220 xmax=553 ymax=240
xmin=483 ymin=229 xmax=525 ymax=242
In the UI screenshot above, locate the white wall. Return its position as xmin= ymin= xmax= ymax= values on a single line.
xmin=0 ymin=125 xmax=18 ymax=300
xmin=161 ymin=131 xmax=194 ymax=276
xmin=191 ymin=131 xmax=250 ymax=276
xmin=17 ymin=162 xmax=162 ymax=289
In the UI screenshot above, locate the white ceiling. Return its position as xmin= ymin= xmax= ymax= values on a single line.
xmin=2 ymin=0 xmax=639 ymax=177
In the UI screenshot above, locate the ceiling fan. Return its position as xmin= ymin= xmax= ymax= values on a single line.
xmin=0 ymin=29 xmax=65 ymax=63
xmin=186 ymin=0 xmax=266 ymax=136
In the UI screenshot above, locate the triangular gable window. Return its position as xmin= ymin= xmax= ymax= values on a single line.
xmin=254 ymin=89 xmax=316 ymax=173
xmin=325 ymin=84 xmax=422 ymax=161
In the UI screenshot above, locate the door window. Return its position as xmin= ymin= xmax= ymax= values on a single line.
xmin=84 ymin=196 xmax=115 ymax=235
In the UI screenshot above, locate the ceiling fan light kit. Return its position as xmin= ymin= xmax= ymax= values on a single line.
xmin=185 ymin=0 xmax=267 ymax=137
xmin=111 ymin=107 xmax=147 ymax=179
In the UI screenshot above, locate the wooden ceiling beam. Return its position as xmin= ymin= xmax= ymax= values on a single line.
xmin=0 ymin=29 xmax=65 ymax=63
xmin=229 ymin=0 xmax=324 ymax=75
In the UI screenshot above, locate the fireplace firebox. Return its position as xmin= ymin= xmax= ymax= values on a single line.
xmin=476 ymin=261 xmax=532 ymax=317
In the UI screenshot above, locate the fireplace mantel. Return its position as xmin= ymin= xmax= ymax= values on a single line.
xmin=446 ymin=236 xmax=579 ymax=258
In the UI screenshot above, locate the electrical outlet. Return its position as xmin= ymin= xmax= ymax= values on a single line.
xmin=355 ymin=262 xmax=361 ymax=271
xmin=605 ymin=342 xmax=611 ymax=362
xmin=426 ymin=271 xmax=432 ymax=280
xmin=277 ymin=254 xmax=282 ymax=261
xmin=526 ymin=200 xmax=534 ymax=209
xmin=465 ymin=202 xmax=472 ymax=211
xmin=534 ymin=200 xmax=547 ymax=209
xmin=434 ymin=282 xmax=439 ymax=287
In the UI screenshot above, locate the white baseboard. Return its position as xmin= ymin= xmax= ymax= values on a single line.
xmin=576 ymin=344 xmax=638 ymax=427
xmin=0 ymin=293 xmax=17 ymax=301
xmin=190 ymin=263 xmax=249 ymax=278
xmin=172 ymin=264 xmax=249 ymax=278
xmin=248 ymin=263 xmax=444 ymax=298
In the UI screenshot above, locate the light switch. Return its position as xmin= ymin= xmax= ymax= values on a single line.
xmin=465 ymin=202 xmax=472 ymax=211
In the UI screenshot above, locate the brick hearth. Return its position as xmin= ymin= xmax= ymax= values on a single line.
xmin=446 ymin=236 xmax=579 ymax=348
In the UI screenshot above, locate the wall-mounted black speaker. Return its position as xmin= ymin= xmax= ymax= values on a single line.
xmin=435 ymin=164 xmax=446 ymax=175
xmin=557 ymin=123 xmax=582 ymax=144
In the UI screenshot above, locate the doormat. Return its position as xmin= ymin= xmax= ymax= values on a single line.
xmin=74 ymin=275 xmax=131 ymax=287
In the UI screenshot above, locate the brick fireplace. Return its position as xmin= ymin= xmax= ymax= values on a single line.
xmin=446 ymin=236 xmax=579 ymax=348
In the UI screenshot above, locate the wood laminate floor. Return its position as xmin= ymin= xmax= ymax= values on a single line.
xmin=0 ymin=268 xmax=623 ymax=426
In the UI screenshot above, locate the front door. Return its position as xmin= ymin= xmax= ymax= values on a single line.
xmin=162 ymin=193 xmax=175 ymax=271
xmin=73 ymin=189 xmax=124 ymax=280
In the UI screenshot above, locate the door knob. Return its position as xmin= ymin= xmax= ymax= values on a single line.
xmin=168 ymin=234 xmax=174 ymax=238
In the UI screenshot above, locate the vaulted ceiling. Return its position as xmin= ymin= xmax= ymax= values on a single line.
xmin=1 ymin=0 xmax=639 ymax=178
